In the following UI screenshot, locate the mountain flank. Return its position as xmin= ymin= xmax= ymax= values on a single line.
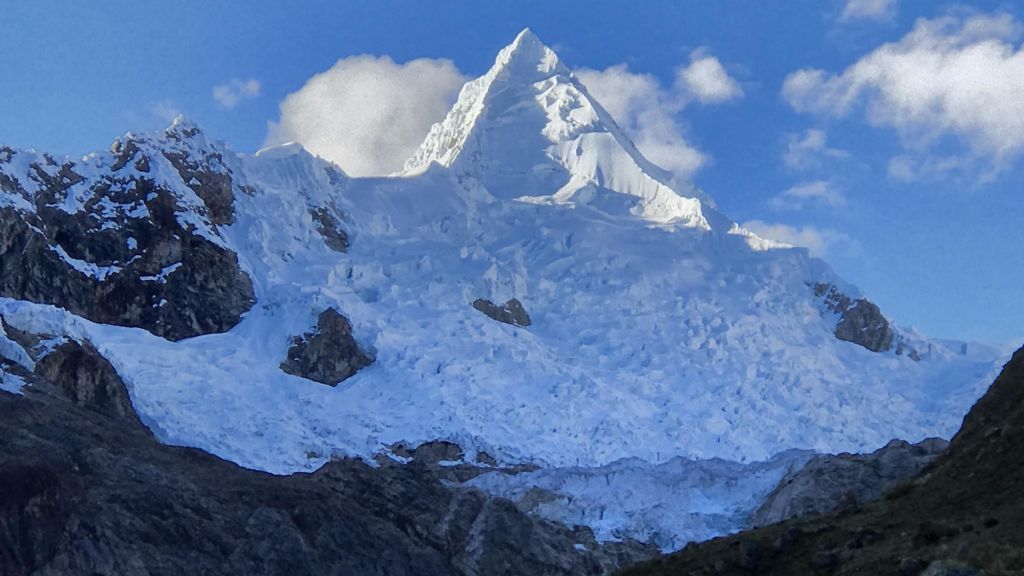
xmin=621 ymin=345 xmax=1024 ymax=575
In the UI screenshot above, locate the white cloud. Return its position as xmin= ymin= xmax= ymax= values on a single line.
xmin=577 ymin=65 xmax=707 ymax=180
xmin=840 ymin=0 xmax=898 ymax=22
xmin=741 ymin=220 xmax=852 ymax=257
xmin=149 ymin=100 xmax=182 ymax=123
xmin=266 ymin=55 xmax=465 ymax=176
xmin=770 ymin=180 xmax=846 ymax=210
xmin=887 ymin=154 xmax=976 ymax=182
xmin=213 ymin=78 xmax=261 ymax=109
xmin=575 ymin=49 xmax=740 ymax=181
xmin=783 ymin=12 xmax=1024 ymax=178
xmin=675 ymin=49 xmax=743 ymax=104
xmin=783 ymin=129 xmax=849 ymax=170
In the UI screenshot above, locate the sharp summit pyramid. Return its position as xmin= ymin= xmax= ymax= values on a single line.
xmin=406 ymin=28 xmax=724 ymax=230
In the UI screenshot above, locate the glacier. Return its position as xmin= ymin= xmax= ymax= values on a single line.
xmin=0 ymin=28 xmax=1009 ymax=550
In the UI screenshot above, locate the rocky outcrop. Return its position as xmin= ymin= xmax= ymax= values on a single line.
xmin=309 ymin=207 xmax=349 ymax=252
xmin=472 ymin=298 xmax=531 ymax=327
xmin=813 ymin=283 xmax=894 ymax=353
xmin=0 ymin=367 xmax=655 ymax=575
xmin=400 ymin=440 xmax=465 ymax=465
xmin=33 ymin=341 xmax=140 ymax=425
xmin=0 ymin=123 xmax=255 ymax=341
xmin=280 ymin=308 xmax=373 ymax=385
xmin=380 ymin=440 xmax=539 ymax=483
xmin=0 ymin=317 xmax=140 ymax=425
xmin=751 ymin=438 xmax=948 ymax=527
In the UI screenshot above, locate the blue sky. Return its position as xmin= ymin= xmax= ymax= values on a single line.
xmin=1 ymin=0 xmax=1022 ymax=343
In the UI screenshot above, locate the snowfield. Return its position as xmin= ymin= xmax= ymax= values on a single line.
xmin=0 ymin=29 xmax=1010 ymax=548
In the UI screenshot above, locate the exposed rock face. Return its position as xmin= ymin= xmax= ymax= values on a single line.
xmin=380 ymin=440 xmax=539 ymax=483
xmin=0 ymin=369 xmax=655 ymax=575
xmin=0 ymin=317 xmax=140 ymax=425
xmin=472 ymin=298 xmax=531 ymax=327
xmin=33 ymin=341 xmax=140 ymax=425
xmin=0 ymin=121 xmax=255 ymax=341
xmin=751 ymin=438 xmax=948 ymax=527
xmin=621 ymin=346 xmax=1024 ymax=575
xmin=407 ymin=440 xmax=465 ymax=465
xmin=813 ymin=283 xmax=894 ymax=353
xmin=280 ymin=308 xmax=373 ymax=385
xmin=309 ymin=207 xmax=349 ymax=252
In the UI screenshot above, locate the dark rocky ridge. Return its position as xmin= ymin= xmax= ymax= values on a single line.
xmin=621 ymin=346 xmax=1024 ymax=576
xmin=32 ymin=340 xmax=142 ymax=425
xmin=813 ymin=283 xmax=895 ymax=353
xmin=0 ymin=315 xmax=140 ymax=426
xmin=0 ymin=331 xmax=655 ymax=575
xmin=473 ymin=297 xmax=531 ymax=327
xmin=280 ymin=308 xmax=373 ymax=385
xmin=750 ymin=438 xmax=948 ymax=527
xmin=0 ymin=121 xmax=254 ymax=341
xmin=309 ymin=206 xmax=350 ymax=252
xmin=380 ymin=440 xmax=541 ymax=483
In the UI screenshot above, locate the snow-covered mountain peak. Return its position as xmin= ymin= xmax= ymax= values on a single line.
xmin=403 ymin=30 xmax=719 ymax=230
xmin=493 ymin=27 xmax=569 ymax=81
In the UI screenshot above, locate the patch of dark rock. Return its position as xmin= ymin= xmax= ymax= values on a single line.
xmin=737 ymin=539 xmax=761 ymax=570
xmin=472 ymin=297 xmax=531 ymax=327
xmin=381 ymin=441 xmax=539 ymax=483
xmin=0 ymin=316 xmax=42 ymax=356
xmin=899 ymin=557 xmax=927 ymax=576
xmin=921 ymin=561 xmax=981 ymax=576
xmin=476 ymin=451 xmax=498 ymax=467
xmin=809 ymin=549 xmax=839 ymax=572
xmin=162 ymin=148 xmax=235 ymax=226
xmin=411 ymin=440 xmax=464 ymax=465
xmin=772 ymin=526 xmax=803 ymax=553
xmin=110 ymin=138 xmax=142 ymax=172
xmin=845 ymin=527 xmax=880 ymax=550
xmin=913 ymin=521 xmax=957 ymax=548
xmin=309 ymin=207 xmax=349 ymax=252
xmin=812 ymin=282 xmax=895 ymax=353
xmin=1 ymin=320 xmax=141 ymax=427
xmin=280 ymin=308 xmax=373 ymax=386
xmin=896 ymin=339 xmax=923 ymax=361
xmin=33 ymin=340 xmax=141 ymax=426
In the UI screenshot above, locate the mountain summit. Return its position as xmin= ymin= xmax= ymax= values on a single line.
xmin=405 ymin=29 xmax=718 ymax=229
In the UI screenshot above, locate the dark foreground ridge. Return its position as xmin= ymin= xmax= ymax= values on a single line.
xmin=0 ymin=338 xmax=654 ymax=575
xmin=621 ymin=346 xmax=1024 ymax=576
